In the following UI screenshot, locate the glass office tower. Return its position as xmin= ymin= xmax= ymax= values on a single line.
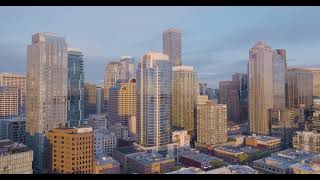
xmin=67 ymin=48 xmax=84 ymax=127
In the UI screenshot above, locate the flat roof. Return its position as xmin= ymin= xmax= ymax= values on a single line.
xmin=127 ymin=151 xmax=174 ymax=165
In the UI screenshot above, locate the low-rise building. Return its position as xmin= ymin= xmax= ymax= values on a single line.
xmin=179 ymin=150 xmax=223 ymax=170
xmin=126 ymin=151 xmax=175 ymax=174
xmin=93 ymin=156 xmax=120 ymax=174
xmin=166 ymin=167 xmax=203 ymax=174
xmin=251 ymin=149 xmax=317 ymax=174
xmin=245 ymin=134 xmax=281 ymax=152
xmin=203 ymin=165 xmax=258 ymax=174
xmin=289 ymin=155 xmax=320 ymax=174
xmin=112 ymin=145 xmax=143 ymax=172
xmin=0 ymin=139 xmax=33 ymax=174
xmin=213 ymin=146 xmax=247 ymax=163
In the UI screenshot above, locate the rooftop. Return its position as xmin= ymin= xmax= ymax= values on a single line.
xmin=214 ymin=146 xmax=244 ymax=154
xmin=115 ymin=145 xmax=141 ymax=155
xmin=95 ymin=156 xmax=120 ymax=166
xmin=127 ymin=151 xmax=174 ymax=165
xmin=203 ymin=165 xmax=258 ymax=174
xmin=247 ymin=134 xmax=281 ymax=142
xmin=0 ymin=139 xmax=31 ymax=156
xmin=180 ymin=150 xmax=222 ymax=163
xmin=166 ymin=167 xmax=203 ymax=174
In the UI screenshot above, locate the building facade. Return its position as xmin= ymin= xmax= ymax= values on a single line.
xmin=48 ymin=127 xmax=93 ymax=174
xmin=84 ymin=82 xmax=97 ymax=118
xmin=0 ymin=116 xmax=25 ymax=144
xmin=172 ymin=66 xmax=198 ymax=136
xmin=293 ymin=131 xmax=320 ymax=153
xmin=88 ymin=114 xmax=108 ymax=132
xmin=219 ymin=81 xmax=241 ymax=123
xmin=104 ymin=62 xmax=121 ymax=113
xmin=26 ymin=32 xmax=68 ymax=173
xmin=248 ymin=42 xmax=274 ymax=135
xmin=286 ymin=68 xmax=313 ymax=109
xmin=232 ymin=73 xmax=248 ymax=123
xmin=0 ymin=140 xmax=33 ymax=174
xmin=0 ymin=86 xmax=20 ymax=119
xmin=67 ymin=48 xmax=84 ymax=127
xmin=119 ymin=56 xmax=135 ymax=80
xmin=196 ymin=95 xmax=227 ymax=146
xmin=93 ymin=130 xmax=117 ymax=157
xmin=0 ymin=73 xmax=26 ymax=115
xmin=163 ymin=28 xmax=182 ymax=67
xmin=136 ymin=52 xmax=172 ymax=147
xmin=108 ymin=79 xmax=136 ymax=126
xmin=93 ymin=156 xmax=120 ymax=174
xmin=273 ymin=49 xmax=287 ymax=109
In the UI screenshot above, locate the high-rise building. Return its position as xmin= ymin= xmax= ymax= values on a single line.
xmin=232 ymin=73 xmax=248 ymax=122
xmin=196 ymin=95 xmax=227 ymax=146
xmin=293 ymin=67 xmax=320 ymax=103
xmin=26 ymin=32 xmax=68 ymax=173
xmin=163 ymin=28 xmax=182 ymax=66
xmin=0 ymin=139 xmax=33 ymax=174
xmin=48 ymin=127 xmax=93 ymax=174
xmin=108 ymin=79 xmax=136 ymax=126
xmin=248 ymin=42 xmax=274 ymax=135
xmin=0 ymin=73 xmax=26 ymax=114
xmin=286 ymin=68 xmax=313 ymax=109
xmin=219 ymin=81 xmax=241 ymax=123
xmin=0 ymin=116 xmax=25 ymax=144
xmin=199 ymin=83 xmax=207 ymax=95
xmin=104 ymin=62 xmax=121 ymax=113
xmin=67 ymin=48 xmax=84 ymax=127
xmin=273 ymin=49 xmax=287 ymax=109
xmin=96 ymin=86 xmax=104 ymax=114
xmin=0 ymin=86 xmax=20 ymax=119
xmin=136 ymin=52 xmax=172 ymax=148
xmin=84 ymin=82 xmax=97 ymax=118
xmin=119 ymin=56 xmax=135 ymax=80
xmin=172 ymin=66 xmax=198 ymax=136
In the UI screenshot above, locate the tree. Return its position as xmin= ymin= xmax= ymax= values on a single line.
xmin=210 ymin=160 xmax=224 ymax=169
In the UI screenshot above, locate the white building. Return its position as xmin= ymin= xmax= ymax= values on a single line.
xmin=171 ymin=129 xmax=190 ymax=148
xmin=94 ymin=130 xmax=117 ymax=157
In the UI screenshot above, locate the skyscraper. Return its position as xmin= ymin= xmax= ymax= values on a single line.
xmin=119 ymin=56 xmax=135 ymax=80
xmin=273 ymin=49 xmax=287 ymax=109
xmin=286 ymin=68 xmax=313 ymax=109
xmin=136 ymin=52 xmax=172 ymax=148
xmin=108 ymin=79 xmax=136 ymax=126
xmin=104 ymin=62 xmax=121 ymax=112
xmin=84 ymin=82 xmax=97 ymax=118
xmin=196 ymin=95 xmax=227 ymax=146
xmin=232 ymin=73 xmax=248 ymax=122
xmin=248 ymin=42 xmax=273 ymax=135
xmin=172 ymin=66 xmax=198 ymax=136
xmin=96 ymin=86 xmax=104 ymax=114
xmin=0 ymin=73 xmax=26 ymax=114
xmin=219 ymin=81 xmax=240 ymax=123
xmin=294 ymin=67 xmax=320 ymax=102
xmin=67 ymin=48 xmax=84 ymax=127
xmin=26 ymin=32 xmax=68 ymax=173
xmin=163 ymin=28 xmax=182 ymax=66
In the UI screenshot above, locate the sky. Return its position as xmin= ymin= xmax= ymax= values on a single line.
xmin=1 ymin=6 xmax=320 ymax=88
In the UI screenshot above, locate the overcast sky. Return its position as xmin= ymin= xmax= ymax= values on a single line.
xmin=1 ymin=6 xmax=320 ymax=88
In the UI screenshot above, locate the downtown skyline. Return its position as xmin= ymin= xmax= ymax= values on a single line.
xmin=1 ymin=7 xmax=320 ymax=88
